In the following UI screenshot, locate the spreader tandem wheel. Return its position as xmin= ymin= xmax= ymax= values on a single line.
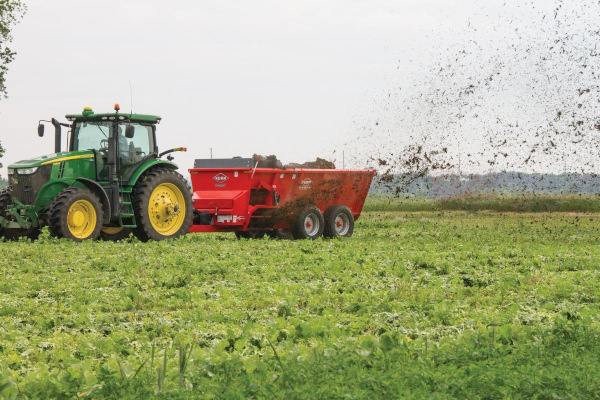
xmin=235 ymin=231 xmax=266 ymax=240
xmin=132 ymin=168 xmax=193 ymax=242
xmin=291 ymin=206 xmax=325 ymax=240
xmin=323 ymin=205 xmax=354 ymax=238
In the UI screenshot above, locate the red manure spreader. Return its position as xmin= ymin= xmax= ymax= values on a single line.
xmin=188 ymin=158 xmax=376 ymax=240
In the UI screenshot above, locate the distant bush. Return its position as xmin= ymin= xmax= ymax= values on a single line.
xmin=364 ymin=193 xmax=600 ymax=212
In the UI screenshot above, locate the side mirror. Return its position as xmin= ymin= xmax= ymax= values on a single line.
xmin=37 ymin=124 xmax=44 ymax=137
xmin=125 ymin=125 xmax=135 ymax=139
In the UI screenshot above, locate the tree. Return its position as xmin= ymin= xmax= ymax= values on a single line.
xmin=0 ymin=140 xmax=5 ymax=183
xmin=0 ymin=0 xmax=26 ymax=98
xmin=0 ymin=1 xmax=26 ymax=180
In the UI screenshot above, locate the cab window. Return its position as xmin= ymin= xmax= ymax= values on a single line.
xmin=73 ymin=122 xmax=111 ymax=152
xmin=118 ymin=123 xmax=154 ymax=165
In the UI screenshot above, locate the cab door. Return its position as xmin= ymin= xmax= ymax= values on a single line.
xmin=70 ymin=121 xmax=112 ymax=182
xmin=117 ymin=123 xmax=155 ymax=182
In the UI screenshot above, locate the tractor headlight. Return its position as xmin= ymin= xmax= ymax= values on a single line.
xmin=18 ymin=167 xmax=38 ymax=175
xmin=7 ymin=168 xmax=15 ymax=175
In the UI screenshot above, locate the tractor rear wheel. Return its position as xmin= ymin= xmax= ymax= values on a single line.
xmin=48 ymin=187 xmax=103 ymax=241
xmin=291 ymin=206 xmax=324 ymax=240
xmin=323 ymin=205 xmax=354 ymax=238
xmin=132 ymin=168 xmax=193 ymax=242
xmin=100 ymin=227 xmax=132 ymax=241
xmin=0 ymin=191 xmax=41 ymax=241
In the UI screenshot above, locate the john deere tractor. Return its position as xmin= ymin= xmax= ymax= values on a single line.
xmin=0 ymin=105 xmax=193 ymax=241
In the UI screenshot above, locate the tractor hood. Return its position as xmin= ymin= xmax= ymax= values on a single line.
xmin=8 ymin=150 xmax=95 ymax=169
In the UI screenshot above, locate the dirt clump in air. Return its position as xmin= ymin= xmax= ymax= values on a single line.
xmin=344 ymin=0 xmax=600 ymax=197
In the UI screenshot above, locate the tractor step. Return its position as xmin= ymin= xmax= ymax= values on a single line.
xmin=118 ymin=193 xmax=136 ymax=228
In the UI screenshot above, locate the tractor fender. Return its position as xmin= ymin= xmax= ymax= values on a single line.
xmin=127 ymin=159 xmax=178 ymax=187
xmin=36 ymin=181 xmax=70 ymax=210
xmin=74 ymin=178 xmax=111 ymax=224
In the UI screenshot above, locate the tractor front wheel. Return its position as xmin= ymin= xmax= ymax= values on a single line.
xmin=0 ymin=191 xmax=41 ymax=241
xmin=132 ymin=168 xmax=193 ymax=242
xmin=48 ymin=187 xmax=104 ymax=241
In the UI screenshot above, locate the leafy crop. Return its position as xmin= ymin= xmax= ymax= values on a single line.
xmin=1 ymin=212 xmax=599 ymax=398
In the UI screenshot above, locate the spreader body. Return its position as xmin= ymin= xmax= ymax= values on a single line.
xmin=188 ymin=161 xmax=375 ymax=234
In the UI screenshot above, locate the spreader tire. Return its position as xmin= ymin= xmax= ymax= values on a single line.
xmin=235 ymin=231 xmax=266 ymax=240
xmin=323 ymin=205 xmax=354 ymax=238
xmin=0 ymin=191 xmax=40 ymax=241
xmin=48 ymin=187 xmax=103 ymax=241
xmin=291 ymin=206 xmax=324 ymax=240
xmin=132 ymin=168 xmax=193 ymax=242
xmin=267 ymin=229 xmax=294 ymax=240
xmin=100 ymin=227 xmax=132 ymax=241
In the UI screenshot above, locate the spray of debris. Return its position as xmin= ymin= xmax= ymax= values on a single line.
xmin=341 ymin=0 xmax=600 ymax=197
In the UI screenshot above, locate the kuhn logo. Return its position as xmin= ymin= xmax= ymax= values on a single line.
xmin=213 ymin=173 xmax=229 ymax=183
xmin=213 ymin=173 xmax=229 ymax=187
xmin=299 ymin=178 xmax=312 ymax=190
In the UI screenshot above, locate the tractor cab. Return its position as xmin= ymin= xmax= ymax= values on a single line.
xmin=65 ymin=106 xmax=160 ymax=182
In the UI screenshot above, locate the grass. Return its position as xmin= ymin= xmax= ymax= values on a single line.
xmin=1 ymin=211 xmax=600 ymax=398
xmin=363 ymin=193 xmax=600 ymax=212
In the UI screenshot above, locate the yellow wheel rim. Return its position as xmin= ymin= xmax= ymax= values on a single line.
xmin=148 ymin=183 xmax=186 ymax=236
xmin=67 ymin=200 xmax=97 ymax=239
xmin=102 ymin=227 xmax=124 ymax=235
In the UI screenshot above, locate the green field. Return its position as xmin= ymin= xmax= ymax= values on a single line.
xmin=1 ymin=211 xmax=600 ymax=399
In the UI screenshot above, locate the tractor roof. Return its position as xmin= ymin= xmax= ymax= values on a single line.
xmin=65 ymin=112 xmax=161 ymax=123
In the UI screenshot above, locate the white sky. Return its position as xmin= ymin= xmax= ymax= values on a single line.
xmin=0 ymin=0 xmax=481 ymax=172
xmin=2 ymin=0 xmax=596 ymax=175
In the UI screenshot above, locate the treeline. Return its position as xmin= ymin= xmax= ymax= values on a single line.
xmin=372 ymin=172 xmax=600 ymax=198
xmin=364 ymin=193 xmax=600 ymax=213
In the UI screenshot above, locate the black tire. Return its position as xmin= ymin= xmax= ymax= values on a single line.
xmin=2 ymin=227 xmax=41 ymax=241
xmin=0 ymin=191 xmax=41 ymax=241
xmin=235 ymin=231 xmax=266 ymax=240
xmin=48 ymin=187 xmax=104 ymax=241
xmin=291 ymin=206 xmax=324 ymax=240
xmin=132 ymin=168 xmax=193 ymax=242
xmin=267 ymin=229 xmax=294 ymax=240
xmin=100 ymin=227 xmax=133 ymax=241
xmin=323 ymin=205 xmax=354 ymax=238
xmin=0 ymin=191 xmax=9 ymax=240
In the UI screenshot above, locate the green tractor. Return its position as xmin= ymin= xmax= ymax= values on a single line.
xmin=0 ymin=105 xmax=193 ymax=242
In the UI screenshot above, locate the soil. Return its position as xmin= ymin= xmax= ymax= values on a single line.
xmin=252 ymin=154 xmax=335 ymax=170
